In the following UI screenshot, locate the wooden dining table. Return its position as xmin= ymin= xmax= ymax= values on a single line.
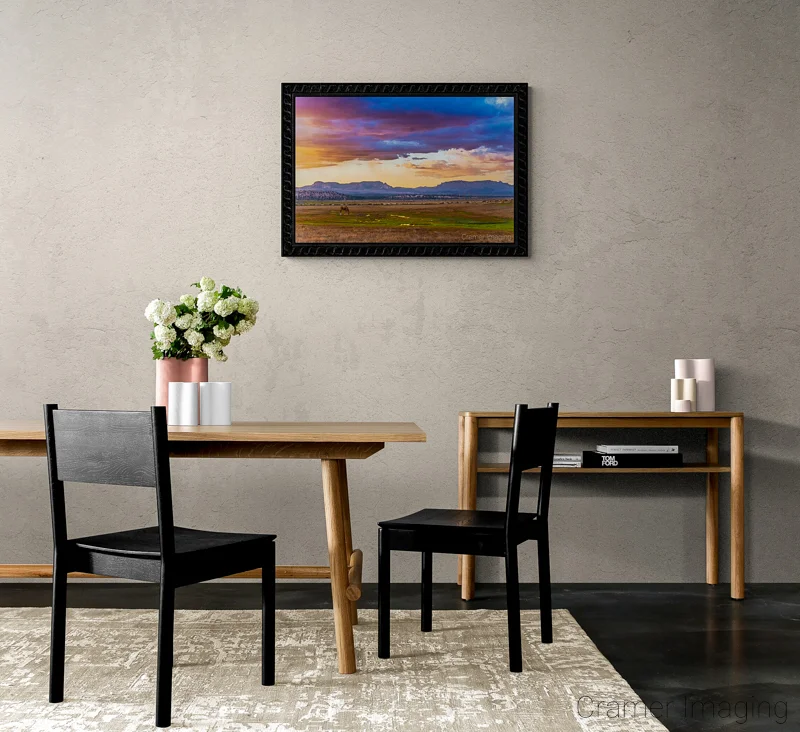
xmin=0 ymin=420 xmax=427 ymax=674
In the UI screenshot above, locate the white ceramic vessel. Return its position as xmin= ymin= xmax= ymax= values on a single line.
xmin=200 ymin=382 xmax=232 ymax=426
xmin=167 ymin=382 xmax=199 ymax=426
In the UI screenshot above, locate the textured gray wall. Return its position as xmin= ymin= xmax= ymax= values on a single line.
xmin=1 ymin=0 xmax=798 ymax=584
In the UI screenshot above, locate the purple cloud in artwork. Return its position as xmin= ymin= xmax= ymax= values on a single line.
xmin=295 ymin=96 xmax=514 ymax=187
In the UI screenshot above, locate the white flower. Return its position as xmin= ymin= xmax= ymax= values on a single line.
xmin=199 ymin=277 xmax=216 ymax=292
xmin=144 ymin=299 xmax=161 ymax=323
xmin=235 ymin=318 xmax=254 ymax=335
xmin=174 ymin=313 xmax=194 ymax=330
xmin=184 ymin=329 xmax=204 ymax=348
xmin=175 ymin=312 xmax=202 ymax=330
xmin=179 ymin=294 xmax=196 ymax=308
xmin=213 ymin=350 xmax=228 ymax=362
xmin=197 ymin=291 xmax=218 ymax=312
xmin=145 ymin=299 xmax=176 ymax=326
xmin=237 ymin=298 xmax=259 ymax=318
xmin=213 ymin=322 xmax=234 ymax=340
xmin=201 ymin=340 xmax=222 ymax=358
xmin=214 ymin=297 xmax=239 ymax=318
xmin=154 ymin=324 xmax=177 ymax=347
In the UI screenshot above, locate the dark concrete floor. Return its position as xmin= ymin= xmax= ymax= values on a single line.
xmin=2 ymin=582 xmax=798 ymax=731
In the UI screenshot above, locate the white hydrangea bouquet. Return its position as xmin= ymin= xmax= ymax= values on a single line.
xmin=145 ymin=277 xmax=259 ymax=363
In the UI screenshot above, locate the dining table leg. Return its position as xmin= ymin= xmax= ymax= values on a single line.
xmin=337 ymin=460 xmax=359 ymax=626
xmin=321 ymin=458 xmax=357 ymax=673
xmin=457 ymin=414 xmax=465 ymax=586
xmin=460 ymin=415 xmax=479 ymax=601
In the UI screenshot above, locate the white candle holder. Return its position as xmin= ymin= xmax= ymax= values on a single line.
xmin=167 ymin=382 xmax=199 ymax=426
xmin=200 ymin=382 xmax=232 ymax=426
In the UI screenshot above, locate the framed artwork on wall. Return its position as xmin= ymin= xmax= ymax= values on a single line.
xmin=281 ymin=83 xmax=528 ymax=256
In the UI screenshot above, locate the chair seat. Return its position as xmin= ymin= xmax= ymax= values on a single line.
xmin=72 ymin=525 xmax=275 ymax=558
xmin=379 ymin=508 xmax=538 ymax=533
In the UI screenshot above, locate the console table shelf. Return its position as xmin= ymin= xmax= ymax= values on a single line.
xmin=458 ymin=410 xmax=745 ymax=600
xmin=477 ymin=463 xmax=732 ymax=474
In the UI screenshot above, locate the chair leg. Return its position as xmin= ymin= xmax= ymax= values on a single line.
xmin=262 ymin=542 xmax=276 ymax=686
xmin=156 ymin=582 xmax=175 ymax=728
xmin=538 ymin=529 xmax=553 ymax=644
xmin=49 ymin=554 xmax=67 ymax=703
xmin=421 ymin=551 xmax=432 ymax=632
xmin=505 ymin=546 xmax=522 ymax=672
xmin=378 ymin=528 xmax=391 ymax=658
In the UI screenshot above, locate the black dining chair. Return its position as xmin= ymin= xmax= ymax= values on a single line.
xmin=378 ymin=402 xmax=559 ymax=671
xmin=43 ymin=404 xmax=276 ymax=728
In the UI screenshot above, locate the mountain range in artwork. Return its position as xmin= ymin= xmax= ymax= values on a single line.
xmin=293 ymin=95 xmax=515 ymax=245
xmin=296 ymin=179 xmax=514 ymax=200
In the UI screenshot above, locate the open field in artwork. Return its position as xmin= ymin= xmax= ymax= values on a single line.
xmin=295 ymin=199 xmax=514 ymax=244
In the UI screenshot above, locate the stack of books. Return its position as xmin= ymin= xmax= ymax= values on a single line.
xmin=553 ymin=453 xmax=582 ymax=468
xmin=583 ymin=445 xmax=683 ymax=468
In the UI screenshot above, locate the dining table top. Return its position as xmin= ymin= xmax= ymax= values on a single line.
xmin=0 ymin=420 xmax=427 ymax=444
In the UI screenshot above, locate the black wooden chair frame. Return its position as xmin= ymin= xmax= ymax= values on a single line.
xmin=44 ymin=404 xmax=276 ymax=728
xmin=378 ymin=403 xmax=559 ymax=671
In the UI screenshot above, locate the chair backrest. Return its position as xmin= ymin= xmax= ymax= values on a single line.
xmin=43 ymin=404 xmax=175 ymax=558
xmin=505 ymin=403 xmax=559 ymax=538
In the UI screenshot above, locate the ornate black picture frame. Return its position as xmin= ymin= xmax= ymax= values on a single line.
xmin=281 ymin=83 xmax=528 ymax=256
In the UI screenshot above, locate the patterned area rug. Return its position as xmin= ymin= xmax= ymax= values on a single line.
xmin=0 ymin=608 xmax=665 ymax=731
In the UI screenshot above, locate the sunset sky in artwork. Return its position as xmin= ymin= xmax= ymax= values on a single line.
xmin=295 ymin=96 xmax=514 ymax=188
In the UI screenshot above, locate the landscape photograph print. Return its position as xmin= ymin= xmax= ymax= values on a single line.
xmin=284 ymin=85 xmax=527 ymax=255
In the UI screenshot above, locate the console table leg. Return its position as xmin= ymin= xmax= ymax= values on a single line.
xmin=730 ymin=417 xmax=745 ymax=600
xmin=461 ymin=415 xmax=479 ymax=601
xmin=705 ymin=428 xmax=719 ymax=585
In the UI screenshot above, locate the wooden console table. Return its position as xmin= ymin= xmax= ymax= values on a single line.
xmin=457 ymin=411 xmax=745 ymax=600
xmin=0 ymin=420 xmax=427 ymax=673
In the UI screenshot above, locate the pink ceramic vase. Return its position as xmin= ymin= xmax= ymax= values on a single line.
xmin=155 ymin=357 xmax=209 ymax=412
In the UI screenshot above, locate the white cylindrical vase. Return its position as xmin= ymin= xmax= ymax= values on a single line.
xmin=200 ymin=382 xmax=232 ymax=426
xmin=671 ymin=378 xmax=697 ymax=412
xmin=675 ymin=358 xmax=715 ymax=411
xmin=691 ymin=358 xmax=715 ymax=412
xmin=673 ymin=399 xmax=694 ymax=412
xmin=168 ymin=382 xmax=199 ymax=426
xmin=674 ymin=359 xmax=692 ymax=380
